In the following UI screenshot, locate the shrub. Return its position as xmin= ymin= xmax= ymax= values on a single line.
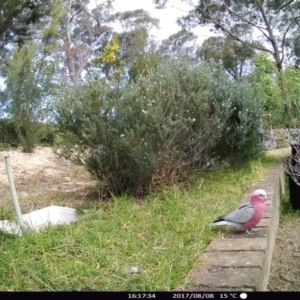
xmin=0 ymin=118 xmax=19 ymax=149
xmin=251 ymin=53 xmax=300 ymax=128
xmin=56 ymin=59 xmax=263 ymax=196
xmin=3 ymin=42 xmax=54 ymax=153
xmin=14 ymin=116 xmax=44 ymax=153
xmin=40 ymin=123 xmax=59 ymax=146
xmin=211 ymin=79 xmax=264 ymax=162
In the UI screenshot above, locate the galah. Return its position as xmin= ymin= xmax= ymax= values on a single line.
xmin=209 ymin=189 xmax=267 ymax=234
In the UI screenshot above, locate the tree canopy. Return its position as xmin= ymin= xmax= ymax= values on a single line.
xmin=154 ymin=0 xmax=300 ymax=70
xmin=199 ymin=36 xmax=255 ymax=80
xmin=0 ymin=0 xmax=52 ymax=48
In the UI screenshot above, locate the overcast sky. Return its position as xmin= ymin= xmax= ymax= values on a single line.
xmin=93 ymin=0 xmax=216 ymax=44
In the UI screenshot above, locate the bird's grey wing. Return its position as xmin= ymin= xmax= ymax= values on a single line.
xmin=223 ymin=204 xmax=254 ymax=224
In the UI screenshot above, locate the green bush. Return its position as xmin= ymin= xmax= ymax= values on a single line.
xmin=0 ymin=118 xmax=59 ymax=150
xmin=211 ymin=79 xmax=264 ymax=162
xmin=15 ymin=116 xmax=44 ymax=153
xmin=251 ymin=53 xmax=300 ymax=127
xmin=56 ymin=59 xmax=263 ymax=196
xmin=3 ymin=42 xmax=55 ymax=153
xmin=40 ymin=123 xmax=59 ymax=146
xmin=0 ymin=118 xmax=19 ymax=149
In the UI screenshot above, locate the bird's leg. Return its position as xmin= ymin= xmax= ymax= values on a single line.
xmin=244 ymin=228 xmax=260 ymax=235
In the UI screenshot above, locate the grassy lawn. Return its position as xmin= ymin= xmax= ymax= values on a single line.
xmin=0 ymin=154 xmax=279 ymax=291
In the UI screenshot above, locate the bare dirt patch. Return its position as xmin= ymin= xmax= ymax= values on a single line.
xmin=0 ymin=146 xmax=98 ymax=218
xmin=268 ymin=216 xmax=300 ymax=291
xmin=267 ymin=146 xmax=300 ymax=291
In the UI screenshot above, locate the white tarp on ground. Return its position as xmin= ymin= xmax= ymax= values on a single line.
xmin=0 ymin=205 xmax=76 ymax=236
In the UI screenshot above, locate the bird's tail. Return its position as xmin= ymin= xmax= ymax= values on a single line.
xmin=209 ymin=220 xmax=239 ymax=227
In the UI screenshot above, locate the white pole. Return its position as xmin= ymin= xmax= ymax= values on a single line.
xmin=4 ymin=156 xmax=26 ymax=234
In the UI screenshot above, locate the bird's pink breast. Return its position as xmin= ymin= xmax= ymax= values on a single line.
xmin=241 ymin=196 xmax=266 ymax=230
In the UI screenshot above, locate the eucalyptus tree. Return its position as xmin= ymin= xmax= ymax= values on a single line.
xmin=159 ymin=29 xmax=198 ymax=60
xmin=153 ymin=0 xmax=300 ymax=70
xmin=199 ymin=36 xmax=255 ymax=80
xmin=54 ymin=0 xmax=114 ymax=85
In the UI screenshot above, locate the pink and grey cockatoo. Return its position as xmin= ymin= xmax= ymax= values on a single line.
xmin=209 ymin=189 xmax=267 ymax=234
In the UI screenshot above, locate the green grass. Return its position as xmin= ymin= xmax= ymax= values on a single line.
xmin=0 ymin=154 xmax=278 ymax=291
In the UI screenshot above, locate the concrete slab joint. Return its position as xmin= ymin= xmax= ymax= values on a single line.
xmin=188 ymin=163 xmax=284 ymax=291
